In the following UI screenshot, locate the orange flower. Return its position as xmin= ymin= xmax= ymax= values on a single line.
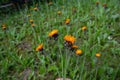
xmin=82 ymin=26 xmax=87 ymax=31
xmin=103 ymin=4 xmax=107 ymax=7
xmin=30 ymin=19 xmax=33 ymax=23
xmin=72 ymin=45 xmax=78 ymax=49
xmin=65 ymin=18 xmax=70 ymax=24
xmin=57 ymin=11 xmax=62 ymax=15
xmin=36 ymin=44 xmax=43 ymax=51
xmin=95 ymin=53 xmax=101 ymax=57
xmin=48 ymin=2 xmax=53 ymax=5
xmin=34 ymin=7 xmax=38 ymax=11
xmin=2 ymin=24 xmax=7 ymax=30
xmin=103 ymin=4 xmax=107 ymax=9
xmin=64 ymin=35 xmax=76 ymax=44
xmin=76 ymin=49 xmax=82 ymax=55
xmin=96 ymin=2 xmax=99 ymax=5
xmin=31 ymin=23 xmax=36 ymax=27
xmin=48 ymin=29 xmax=58 ymax=37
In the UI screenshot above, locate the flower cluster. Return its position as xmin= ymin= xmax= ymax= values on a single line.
xmin=35 ymin=29 xmax=83 ymax=55
xmin=29 ymin=19 xmax=36 ymax=27
xmin=35 ymin=28 xmax=101 ymax=57
xmin=32 ymin=5 xmax=102 ymax=57
xmin=64 ymin=35 xmax=83 ymax=55
xmin=95 ymin=1 xmax=108 ymax=9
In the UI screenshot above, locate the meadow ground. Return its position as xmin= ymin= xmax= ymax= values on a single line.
xmin=0 ymin=0 xmax=120 ymax=80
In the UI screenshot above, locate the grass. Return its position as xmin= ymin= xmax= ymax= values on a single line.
xmin=0 ymin=0 xmax=120 ymax=80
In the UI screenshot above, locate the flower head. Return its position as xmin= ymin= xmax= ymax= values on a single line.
xmin=72 ymin=45 xmax=78 ymax=49
xmin=64 ymin=35 xmax=76 ymax=44
xmin=103 ymin=4 xmax=107 ymax=9
xmin=36 ymin=44 xmax=43 ymax=51
xmin=31 ymin=23 xmax=36 ymax=27
xmin=48 ymin=29 xmax=58 ymax=38
xmin=34 ymin=7 xmax=38 ymax=11
xmin=65 ymin=18 xmax=70 ymax=24
xmin=96 ymin=2 xmax=99 ymax=5
xmin=70 ymin=45 xmax=78 ymax=51
xmin=2 ymin=24 xmax=7 ymax=30
xmin=57 ymin=11 xmax=62 ymax=15
xmin=76 ymin=49 xmax=82 ymax=55
xmin=96 ymin=1 xmax=99 ymax=7
xmin=30 ymin=19 xmax=33 ymax=23
xmin=95 ymin=53 xmax=101 ymax=57
xmin=82 ymin=26 xmax=87 ymax=31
